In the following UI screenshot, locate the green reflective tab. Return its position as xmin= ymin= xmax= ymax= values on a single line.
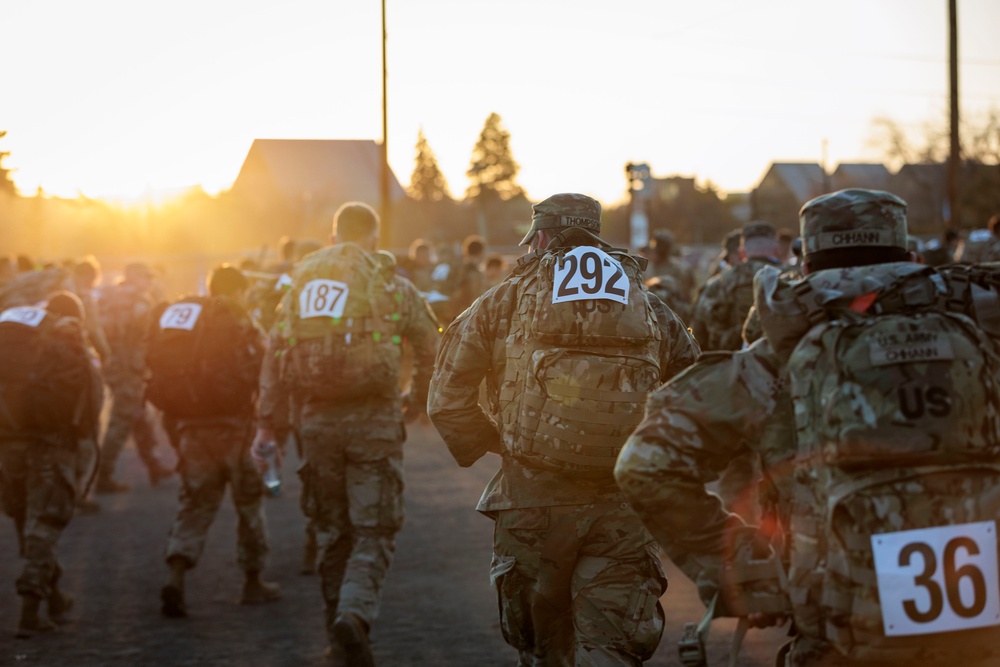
xmin=392 ymin=334 xmax=402 ymax=345
xmin=372 ymin=332 xmax=382 ymax=342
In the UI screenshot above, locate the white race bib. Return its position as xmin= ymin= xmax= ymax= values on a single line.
xmin=299 ymin=279 xmax=350 ymax=319
xmin=551 ymin=247 xmax=629 ymax=305
xmin=871 ymin=521 xmax=1000 ymax=636
xmin=0 ymin=306 xmax=46 ymax=328
xmin=160 ymin=303 xmax=203 ymax=331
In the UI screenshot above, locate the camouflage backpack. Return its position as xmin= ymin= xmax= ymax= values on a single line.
xmin=0 ymin=267 xmax=72 ymax=310
xmin=703 ymin=258 xmax=774 ymax=351
xmin=500 ymin=234 xmax=662 ymax=479
xmin=98 ymin=283 xmax=152 ymax=367
xmin=146 ymin=296 xmax=262 ymax=418
xmin=0 ymin=306 xmax=92 ymax=438
xmin=279 ymin=243 xmax=403 ymax=402
xmin=755 ymin=262 xmax=1000 ymax=662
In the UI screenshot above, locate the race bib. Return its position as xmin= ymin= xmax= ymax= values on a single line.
xmin=551 ymin=247 xmax=629 ymax=305
xmin=160 ymin=303 xmax=203 ymax=331
xmin=299 ymin=279 xmax=350 ymax=319
xmin=0 ymin=306 xmax=46 ymax=328
xmin=871 ymin=521 xmax=1000 ymax=636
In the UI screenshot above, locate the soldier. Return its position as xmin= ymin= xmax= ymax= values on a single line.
xmin=96 ymin=261 xmax=172 ymax=492
xmin=0 ymin=292 xmax=103 ymax=637
xmin=689 ymin=220 xmax=783 ymax=352
xmin=428 ymin=193 xmax=700 ymax=666
xmin=647 ymin=229 xmax=697 ymax=301
xmin=151 ymin=265 xmax=279 ymax=618
xmin=616 ymin=189 xmax=1000 ymax=667
xmin=252 ymin=202 xmax=440 ymax=665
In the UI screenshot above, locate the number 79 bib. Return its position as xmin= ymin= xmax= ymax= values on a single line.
xmin=871 ymin=521 xmax=1000 ymax=636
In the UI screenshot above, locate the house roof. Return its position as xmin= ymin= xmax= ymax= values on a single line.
xmin=759 ymin=162 xmax=827 ymax=202
xmin=831 ymin=163 xmax=891 ymax=187
xmin=231 ymin=139 xmax=406 ymax=205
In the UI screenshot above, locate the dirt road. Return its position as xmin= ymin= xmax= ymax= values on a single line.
xmin=0 ymin=422 xmax=786 ymax=666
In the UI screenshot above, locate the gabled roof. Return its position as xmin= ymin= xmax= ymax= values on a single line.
xmin=231 ymin=139 xmax=406 ymax=204
xmin=759 ymin=162 xmax=827 ymax=202
xmin=831 ymin=163 xmax=891 ymax=190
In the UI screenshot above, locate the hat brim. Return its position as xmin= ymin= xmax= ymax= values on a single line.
xmin=519 ymin=228 xmax=536 ymax=246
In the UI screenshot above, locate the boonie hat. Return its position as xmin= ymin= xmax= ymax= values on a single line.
xmin=799 ymin=189 xmax=907 ymax=259
xmin=520 ymin=193 xmax=602 ymax=246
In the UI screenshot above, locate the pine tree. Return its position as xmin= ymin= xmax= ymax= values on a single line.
xmin=465 ymin=113 xmax=524 ymax=203
xmin=408 ymin=129 xmax=452 ymax=202
xmin=0 ymin=131 xmax=16 ymax=197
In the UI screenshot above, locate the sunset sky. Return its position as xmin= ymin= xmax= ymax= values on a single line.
xmin=4 ymin=0 xmax=999 ymax=205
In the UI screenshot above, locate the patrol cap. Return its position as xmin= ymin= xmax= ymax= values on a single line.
xmin=741 ymin=221 xmax=776 ymax=240
xmin=799 ymin=188 xmax=908 ymax=259
xmin=124 ymin=261 xmax=154 ymax=282
xmin=207 ymin=264 xmax=249 ymax=296
xmin=519 ymin=193 xmax=602 ymax=246
xmin=46 ymin=290 xmax=85 ymax=320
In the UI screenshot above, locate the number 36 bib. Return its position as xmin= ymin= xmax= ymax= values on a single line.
xmin=872 ymin=521 xmax=1000 ymax=636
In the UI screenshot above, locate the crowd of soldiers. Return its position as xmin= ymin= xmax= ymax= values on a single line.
xmin=2 ymin=190 xmax=1000 ymax=667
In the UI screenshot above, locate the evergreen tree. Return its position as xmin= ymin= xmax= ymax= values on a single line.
xmin=408 ymin=128 xmax=452 ymax=202
xmin=0 ymin=131 xmax=16 ymax=197
xmin=465 ymin=112 xmax=524 ymax=203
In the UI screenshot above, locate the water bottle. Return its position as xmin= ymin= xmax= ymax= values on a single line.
xmin=259 ymin=441 xmax=281 ymax=497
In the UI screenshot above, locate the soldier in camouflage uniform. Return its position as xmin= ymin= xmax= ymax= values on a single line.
xmin=428 ymin=193 xmax=700 ymax=666
xmin=0 ymin=292 xmax=103 ymax=637
xmin=96 ymin=262 xmax=172 ymax=493
xmin=253 ymin=203 xmax=440 ymax=666
xmin=646 ymin=230 xmax=697 ymax=301
xmin=158 ymin=265 xmax=279 ymax=618
xmin=688 ymin=221 xmax=784 ymax=523
xmin=689 ymin=221 xmax=783 ymax=352
xmin=615 ymin=189 xmax=1000 ymax=667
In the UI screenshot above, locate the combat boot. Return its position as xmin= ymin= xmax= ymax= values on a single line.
xmin=160 ymin=556 xmax=188 ymax=618
xmin=333 ymin=612 xmax=375 ymax=667
xmin=16 ymin=595 xmax=55 ymax=638
xmin=47 ymin=567 xmax=73 ymax=625
xmin=239 ymin=571 xmax=281 ymax=605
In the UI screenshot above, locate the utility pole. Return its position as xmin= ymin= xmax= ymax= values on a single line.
xmin=946 ymin=0 xmax=960 ymax=229
xmin=380 ymin=0 xmax=391 ymax=247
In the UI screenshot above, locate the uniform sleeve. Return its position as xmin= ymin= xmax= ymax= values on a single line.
xmin=427 ymin=291 xmax=504 ymax=467
xmin=615 ymin=340 xmax=785 ymax=564
xmin=256 ymin=326 xmax=288 ymax=431
xmin=688 ymin=275 xmax=721 ymax=351
xmin=398 ymin=280 xmax=442 ymax=413
xmin=650 ymin=296 xmax=701 ymax=382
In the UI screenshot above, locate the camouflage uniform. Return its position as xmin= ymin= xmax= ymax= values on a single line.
xmin=0 ymin=311 xmax=103 ymax=615
xmin=615 ymin=190 xmax=1000 ymax=667
xmin=688 ymin=222 xmax=783 ymax=523
xmin=161 ymin=297 xmax=269 ymax=573
xmin=98 ymin=275 xmax=169 ymax=486
xmin=258 ymin=242 xmax=440 ymax=644
xmin=429 ymin=194 xmax=700 ymax=666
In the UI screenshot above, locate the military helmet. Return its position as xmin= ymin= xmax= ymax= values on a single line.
xmin=520 ymin=193 xmax=602 ymax=246
xmin=799 ymin=189 xmax=908 ymax=260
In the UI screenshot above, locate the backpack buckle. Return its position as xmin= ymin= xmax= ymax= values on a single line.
xmin=677 ymin=622 xmax=707 ymax=667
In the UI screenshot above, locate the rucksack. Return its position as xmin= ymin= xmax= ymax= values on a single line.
xmin=756 ymin=262 xmax=1000 ymax=662
xmin=0 ymin=306 xmax=92 ymax=437
xmin=279 ymin=243 xmax=403 ymax=402
xmin=146 ymin=296 xmax=262 ymax=418
xmin=0 ymin=268 xmax=72 ymax=310
xmin=500 ymin=236 xmax=662 ymax=479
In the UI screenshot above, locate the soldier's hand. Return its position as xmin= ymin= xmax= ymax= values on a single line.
xmin=251 ymin=428 xmax=278 ymax=471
